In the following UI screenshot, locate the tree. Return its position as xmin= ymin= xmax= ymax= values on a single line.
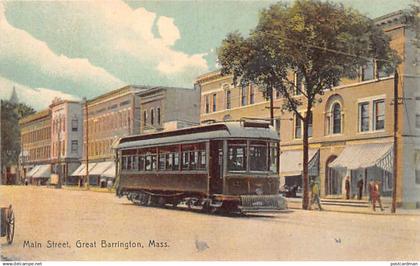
xmin=1 ymin=100 xmax=35 ymax=175
xmin=218 ymin=0 xmax=399 ymax=209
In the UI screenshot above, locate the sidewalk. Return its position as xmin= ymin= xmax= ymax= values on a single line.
xmin=287 ymin=197 xmax=420 ymax=216
xmin=62 ymin=185 xmax=115 ymax=193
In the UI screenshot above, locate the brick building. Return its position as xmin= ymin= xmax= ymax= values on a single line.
xmin=196 ymin=11 xmax=420 ymax=208
xmin=19 ymin=109 xmax=52 ymax=185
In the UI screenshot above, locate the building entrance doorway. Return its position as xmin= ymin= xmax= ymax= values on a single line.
xmin=325 ymin=155 xmax=342 ymax=196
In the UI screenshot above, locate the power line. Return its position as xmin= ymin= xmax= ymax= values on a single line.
xmin=257 ymin=30 xmax=397 ymax=64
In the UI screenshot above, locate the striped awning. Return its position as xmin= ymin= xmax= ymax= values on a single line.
xmin=280 ymin=149 xmax=319 ymax=176
xmin=32 ymin=164 xmax=50 ymax=178
xmin=71 ymin=163 xmax=98 ymax=176
xmin=329 ymin=142 xmax=393 ymax=172
xmin=101 ymin=163 xmax=116 ymax=179
xmin=27 ymin=165 xmax=40 ymax=178
xmin=90 ymin=161 xmax=114 ymax=176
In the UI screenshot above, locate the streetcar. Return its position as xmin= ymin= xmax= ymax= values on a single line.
xmin=115 ymin=120 xmax=287 ymax=214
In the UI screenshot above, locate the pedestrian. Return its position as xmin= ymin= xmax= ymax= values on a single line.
xmin=345 ymin=176 xmax=350 ymax=200
xmin=357 ymin=178 xmax=364 ymax=200
xmin=368 ymin=180 xmax=373 ymax=203
xmin=371 ymin=180 xmax=384 ymax=211
xmin=310 ymin=179 xmax=323 ymax=211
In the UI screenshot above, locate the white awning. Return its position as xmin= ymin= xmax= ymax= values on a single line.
xmin=90 ymin=161 xmax=114 ymax=176
xmin=280 ymin=149 xmax=319 ymax=176
xmin=329 ymin=142 xmax=393 ymax=171
xmin=32 ymin=164 xmax=50 ymax=178
xmin=27 ymin=165 xmax=40 ymax=178
xmin=71 ymin=163 xmax=98 ymax=176
xmin=101 ymin=163 xmax=116 ymax=178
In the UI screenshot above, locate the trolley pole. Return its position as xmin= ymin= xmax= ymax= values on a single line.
xmin=84 ymin=98 xmax=90 ymax=190
xmin=391 ymin=69 xmax=399 ymax=213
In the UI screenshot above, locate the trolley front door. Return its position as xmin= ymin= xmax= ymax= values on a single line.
xmin=209 ymin=140 xmax=223 ymax=194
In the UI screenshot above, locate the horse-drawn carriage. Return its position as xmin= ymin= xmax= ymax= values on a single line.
xmin=0 ymin=205 xmax=15 ymax=244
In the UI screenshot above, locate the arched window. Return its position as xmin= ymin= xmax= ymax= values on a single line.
xmin=332 ymin=103 xmax=341 ymax=134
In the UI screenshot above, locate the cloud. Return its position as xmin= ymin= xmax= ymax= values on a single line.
xmin=157 ymin=16 xmax=181 ymax=46
xmin=0 ymin=1 xmax=125 ymax=97
xmin=0 ymin=76 xmax=80 ymax=110
xmin=2 ymin=1 xmax=209 ymax=89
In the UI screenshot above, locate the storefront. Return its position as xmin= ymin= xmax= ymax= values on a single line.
xmin=328 ymin=142 xmax=393 ymax=198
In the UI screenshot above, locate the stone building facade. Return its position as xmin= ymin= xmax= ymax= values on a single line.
xmin=49 ymin=99 xmax=83 ymax=185
xmin=196 ymin=11 xmax=420 ymax=208
xmin=139 ymin=86 xmax=201 ymax=134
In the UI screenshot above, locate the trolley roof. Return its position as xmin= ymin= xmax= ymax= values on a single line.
xmin=117 ymin=121 xmax=279 ymax=150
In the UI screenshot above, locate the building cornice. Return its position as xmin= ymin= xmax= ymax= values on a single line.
xmin=19 ymin=109 xmax=50 ymax=125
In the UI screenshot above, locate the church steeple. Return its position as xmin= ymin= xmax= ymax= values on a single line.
xmin=9 ymin=86 xmax=18 ymax=104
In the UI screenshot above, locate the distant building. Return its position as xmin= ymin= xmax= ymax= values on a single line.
xmin=196 ymin=11 xmax=420 ymax=208
xmin=139 ymin=86 xmax=200 ymax=134
xmin=72 ymin=85 xmax=150 ymax=187
xmin=19 ymin=109 xmax=51 ymax=185
xmin=49 ymin=98 xmax=83 ymax=185
xmin=9 ymin=86 xmax=18 ymax=104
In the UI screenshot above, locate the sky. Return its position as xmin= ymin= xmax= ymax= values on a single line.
xmin=0 ymin=0 xmax=414 ymax=110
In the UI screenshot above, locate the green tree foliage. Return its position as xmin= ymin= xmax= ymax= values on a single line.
xmin=218 ymin=0 xmax=399 ymax=209
xmin=1 ymin=100 xmax=35 ymax=171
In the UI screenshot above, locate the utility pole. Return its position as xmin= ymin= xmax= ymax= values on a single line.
xmin=84 ymin=98 xmax=90 ymax=190
xmin=391 ymin=69 xmax=399 ymax=213
xmin=56 ymin=115 xmax=62 ymax=188
xmin=269 ymin=87 xmax=274 ymax=126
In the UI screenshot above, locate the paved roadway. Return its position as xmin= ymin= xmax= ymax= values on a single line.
xmin=0 ymin=185 xmax=419 ymax=261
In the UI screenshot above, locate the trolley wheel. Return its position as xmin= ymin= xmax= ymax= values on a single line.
xmin=6 ymin=205 xmax=14 ymax=244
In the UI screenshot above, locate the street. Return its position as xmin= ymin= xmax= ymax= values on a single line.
xmin=0 ymin=185 xmax=419 ymax=261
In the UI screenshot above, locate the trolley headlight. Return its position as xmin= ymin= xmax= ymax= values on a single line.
xmin=255 ymin=188 xmax=263 ymax=195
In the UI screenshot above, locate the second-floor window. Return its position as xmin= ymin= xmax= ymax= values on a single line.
xmin=226 ymin=90 xmax=231 ymax=109
xmin=416 ymin=97 xmax=420 ymax=128
xmin=374 ymin=100 xmax=385 ymax=130
xmin=150 ymin=109 xmax=155 ymax=125
xmin=295 ymin=115 xmax=302 ymax=139
xmin=250 ymin=85 xmax=255 ymax=104
xmin=71 ymin=118 xmax=78 ymax=132
xmin=205 ymin=95 xmax=210 ymax=113
xmin=241 ymin=86 xmax=248 ymax=106
xmin=332 ymin=103 xmax=342 ymax=134
xmin=212 ymin=94 xmax=217 ymax=112
xmin=294 ymin=113 xmax=312 ymax=139
xmin=143 ymin=111 xmax=147 ymax=127
xmin=359 ymin=102 xmax=370 ymax=132
xmin=71 ymin=140 xmax=78 ymax=153
xmin=157 ymin=107 xmax=161 ymax=125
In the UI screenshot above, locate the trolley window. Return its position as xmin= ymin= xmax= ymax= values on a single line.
xmin=181 ymin=143 xmax=207 ymax=171
xmin=249 ymin=141 xmax=268 ymax=172
xmin=227 ymin=140 xmax=247 ymax=172
xmin=269 ymin=142 xmax=278 ymax=173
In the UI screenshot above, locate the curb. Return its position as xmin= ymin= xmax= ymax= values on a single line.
xmin=287 ymin=205 xmax=420 ymax=216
